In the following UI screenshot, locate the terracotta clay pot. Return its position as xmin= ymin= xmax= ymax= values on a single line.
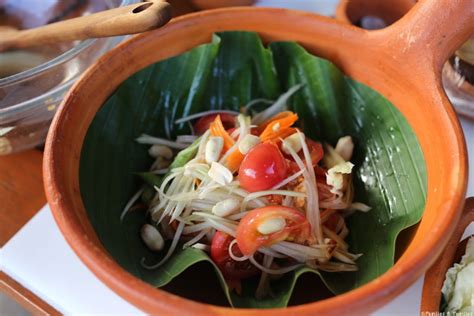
xmin=190 ymin=0 xmax=255 ymax=10
xmin=420 ymin=197 xmax=474 ymax=313
xmin=336 ymin=0 xmax=416 ymax=27
xmin=44 ymin=0 xmax=473 ymax=314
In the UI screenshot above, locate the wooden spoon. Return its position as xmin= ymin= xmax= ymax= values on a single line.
xmin=0 ymin=1 xmax=172 ymax=52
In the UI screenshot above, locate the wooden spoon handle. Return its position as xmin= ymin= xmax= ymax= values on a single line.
xmin=0 ymin=1 xmax=172 ymax=52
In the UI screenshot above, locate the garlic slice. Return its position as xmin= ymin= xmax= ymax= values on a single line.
xmin=212 ymin=198 xmax=241 ymax=217
xmin=282 ymin=133 xmax=304 ymax=155
xmin=141 ymin=224 xmax=165 ymax=251
xmin=238 ymin=134 xmax=260 ymax=155
xmin=208 ymin=161 xmax=233 ymax=185
xmin=148 ymin=144 xmax=173 ymax=159
xmin=205 ymin=136 xmax=224 ymax=164
xmin=257 ymin=217 xmax=286 ymax=235
xmin=326 ymin=161 xmax=354 ymax=195
xmin=335 ymin=136 xmax=354 ymax=161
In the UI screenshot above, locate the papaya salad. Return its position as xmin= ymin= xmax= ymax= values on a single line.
xmin=124 ymin=86 xmax=371 ymax=298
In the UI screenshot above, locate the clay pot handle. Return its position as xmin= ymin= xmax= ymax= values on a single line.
xmin=420 ymin=197 xmax=474 ymax=312
xmin=377 ymin=0 xmax=474 ymax=70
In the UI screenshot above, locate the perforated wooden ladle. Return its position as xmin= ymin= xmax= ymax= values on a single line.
xmin=0 ymin=0 xmax=172 ymax=52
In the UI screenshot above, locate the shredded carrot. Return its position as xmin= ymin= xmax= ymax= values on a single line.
xmin=226 ymin=149 xmax=245 ymax=172
xmin=209 ymin=115 xmax=235 ymax=152
xmin=264 ymin=128 xmax=297 ymax=145
xmin=259 ymin=112 xmax=298 ymax=142
xmin=219 ymin=111 xmax=298 ymax=171
xmin=272 ymin=127 xmax=296 ymax=144
xmin=256 ymin=111 xmax=295 ymax=133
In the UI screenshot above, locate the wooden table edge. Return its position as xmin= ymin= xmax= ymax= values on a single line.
xmin=0 ymin=271 xmax=61 ymax=316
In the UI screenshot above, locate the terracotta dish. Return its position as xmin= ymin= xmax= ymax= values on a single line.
xmin=336 ymin=0 xmax=415 ymax=26
xmin=189 ymin=0 xmax=255 ymax=10
xmin=420 ymin=197 xmax=474 ymax=313
xmin=44 ymin=0 xmax=473 ymax=314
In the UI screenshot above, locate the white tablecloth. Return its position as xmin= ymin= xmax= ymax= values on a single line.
xmin=2 ymin=1 xmax=474 ymax=314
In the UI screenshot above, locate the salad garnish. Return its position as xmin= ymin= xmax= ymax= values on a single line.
xmin=125 ymin=86 xmax=371 ymax=297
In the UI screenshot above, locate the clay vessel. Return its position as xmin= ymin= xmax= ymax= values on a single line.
xmin=44 ymin=0 xmax=473 ymax=314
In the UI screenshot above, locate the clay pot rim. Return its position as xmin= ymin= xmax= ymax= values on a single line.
xmin=189 ymin=0 xmax=256 ymax=11
xmin=43 ymin=4 xmax=470 ymax=315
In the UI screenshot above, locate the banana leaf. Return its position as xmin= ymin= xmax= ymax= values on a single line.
xmin=80 ymin=31 xmax=427 ymax=308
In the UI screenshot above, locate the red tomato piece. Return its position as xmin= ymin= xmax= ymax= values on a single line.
xmin=210 ymin=231 xmax=259 ymax=281
xmin=287 ymin=138 xmax=323 ymax=166
xmin=323 ymin=212 xmax=341 ymax=231
xmin=317 ymin=179 xmax=336 ymax=201
xmin=193 ymin=113 xmax=236 ymax=135
xmin=306 ymin=139 xmax=324 ymax=166
xmin=236 ymin=206 xmax=312 ymax=256
xmin=238 ymin=143 xmax=288 ymax=193
xmin=227 ymin=127 xmax=237 ymax=140
xmin=287 ymin=138 xmax=324 ymax=182
xmin=315 ymin=165 xmax=327 ymax=178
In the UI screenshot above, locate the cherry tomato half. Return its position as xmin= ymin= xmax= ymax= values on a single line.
xmin=194 ymin=113 xmax=236 ymax=135
xmin=211 ymin=231 xmax=260 ymax=280
xmin=239 ymin=143 xmax=288 ymax=193
xmin=287 ymin=139 xmax=324 ymax=181
xmin=236 ymin=206 xmax=312 ymax=256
